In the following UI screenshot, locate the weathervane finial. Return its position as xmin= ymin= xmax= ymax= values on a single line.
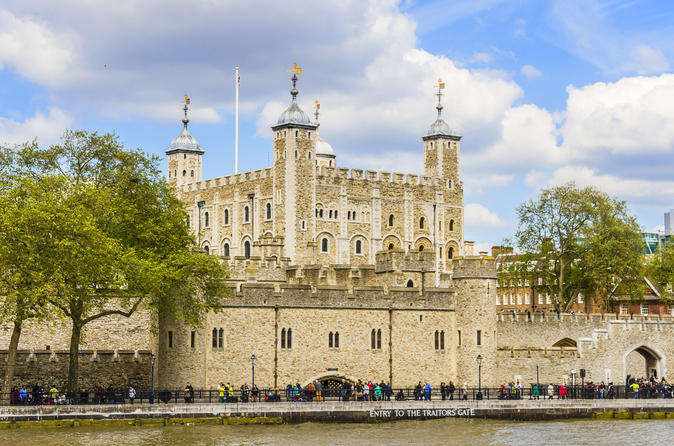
xmin=435 ymin=79 xmax=445 ymax=118
xmin=287 ymin=62 xmax=303 ymax=101
xmin=314 ymin=99 xmax=320 ymax=125
xmin=183 ymin=94 xmax=191 ymax=127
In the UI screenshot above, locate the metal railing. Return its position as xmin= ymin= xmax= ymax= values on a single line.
xmin=1 ymin=384 xmax=671 ymax=405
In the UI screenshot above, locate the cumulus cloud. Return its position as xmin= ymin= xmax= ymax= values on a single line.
xmin=0 ymin=108 xmax=73 ymax=146
xmin=464 ymin=203 xmax=506 ymax=230
xmin=521 ymin=64 xmax=541 ymax=79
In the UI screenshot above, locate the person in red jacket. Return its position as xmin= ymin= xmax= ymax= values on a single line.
xmin=559 ymin=384 xmax=568 ymax=399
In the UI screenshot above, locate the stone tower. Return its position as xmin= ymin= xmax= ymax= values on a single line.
xmin=451 ymin=256 xmax=497 ymax=387
xmin=166 ymin=100 xmax=204 ymax=187
xmin=271 ymin=66 xmax=318 ymax=264
xmin=422 ymin=80 xmax=461 ymax=183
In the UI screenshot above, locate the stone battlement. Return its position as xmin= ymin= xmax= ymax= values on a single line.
xmin=497 ymin=346 xmax=580 ymax=359
xmin=498 ymin=312 xmax=674 ymax=328
xmin=223 ymin=282 xmax=456 ymax=309
xmin=317 ymin=166 xmax=439 ymax=187
xmin=180 ymin=167 xmax=274 ymax=192
xmin=451 ymin=256 xmax=497 ymax=279
xmin=375 ymin=250 xmax=436 ymax=273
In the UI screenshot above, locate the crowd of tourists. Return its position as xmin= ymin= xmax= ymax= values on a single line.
xmin=2 ymin=384 xmax=138 ymax=405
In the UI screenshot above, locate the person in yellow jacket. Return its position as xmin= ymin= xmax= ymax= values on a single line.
xmin=630 ymin=382 xmax=639 ymax=399
xmin=218 ymin=383 xmax=225 ymax=403
xmin=226 ymin=382 xmax=234 ymax=402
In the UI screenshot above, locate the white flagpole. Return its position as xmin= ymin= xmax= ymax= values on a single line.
xmin=235 ymin=66 xmax=239 ymax=174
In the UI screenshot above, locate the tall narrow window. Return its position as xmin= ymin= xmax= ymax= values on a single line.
xmin=329 ymin=210 xmax=333 ymax=218
xmin=388 ymin=214 xmax=394 ymax=226
xmin=419 ymin=245 xmax=424 ymax=252
xmin=448 ymin=247 xmax=454 ymax=259
xmin=212 ymin=329 xmax=217 ymax=348
xmin=440 ymin=331 xmax=445 ymax=350
xmin=388 ymin=243 xmax=394 ymax=250
xmin=287 ymin=328 xmax=292 ymax=348
xmin=449 ymin=219 xmax=454 ymax=231
xmin=458 ymin=330 xmax=462 ymax=346
xmin=204 ymin=211 xmax=209 ymax=227
xmin=190 ymin=331 xmax=195 ymax=348
xmin=168 ymin=331 xmax=173 ymax=348
xmin=218 ymin=328 xmax=224 ymax=348
xmin=321 ymin=238 xmax=328 ymax=253
xmin=190 ymin=170 xmax=194 ymax=177
xmin=266 ymin=203 xmax=272 ymax=220
xmin=204 ymin=245 xmax=210 ymax=255
xmin=244 ymin=206 xmax=250 ymax=223
xmin=435 ymin=330 xmax=439 ymax=350
xmin=371 ymin=329 xmax=376 ymax=349
xmin=223 ymin=243 xmax=230 ymax=257
xmin=244 ymin=241 xmax=251 ymax=259
xmin=319 ymin=209 xmax=323 ymax=218
xmin=355 ymin=240 xmax=362 ymax=254
xmin=224 ymin=209 xmax=229 ymax=225
xmin=329 ymin=332 xmax=334 ymax=348
xmin=477 ymin=330 xmax=482 ymax=346
xmin=348 ymin=211 xmax=351 ymax=220
xmin=334 ymin=211 xmax=338 ymax=219
xmin=419 ymin=217 xmax=425 ymax=229
xmin=281 ymin=328 xmax=286 ymax=349
xmin=377 ymin=329 xmax=381 ymax=349
xmin=334 ymin=332 xmax=339 ymax=348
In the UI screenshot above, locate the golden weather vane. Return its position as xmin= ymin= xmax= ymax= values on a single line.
xmin=184 ymin=94 xmax=191 ymax=105
xmin=182 ymin=94 xmax=191 ymax=122
xmin=314 ymin=99 xmax=320 ymax=122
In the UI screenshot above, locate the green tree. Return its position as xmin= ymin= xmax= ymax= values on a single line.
xmin=647 ymin=240 xmax=674 ymax=302
xmin=2 ymin=131 xmax=229 ymax=394
xmin=512 ymin=182 xmax=644 ymax=311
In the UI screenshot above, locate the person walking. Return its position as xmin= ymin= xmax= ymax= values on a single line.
xmin=448 ymin=381 xmax=455 ymax=400
xmin=532 ymin=384 xmax=540 ymax=400
xmin=218 ymin=382 xmax=225 ymax=403
xmin=315 ymin=381 xmax=323 ymax=402
xmin=424 ymin=382 xmax=432 ymax=401
xmin=49 ymin=385 xmax=58 ymax=405
xmin=547 ymin=384 xmax=554 ymax=400
xmin=128 ymin=385 xmax=136 ymax=404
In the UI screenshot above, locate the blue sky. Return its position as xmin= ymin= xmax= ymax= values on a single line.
xmin=1 ymin=0 xmax=674 ymax=252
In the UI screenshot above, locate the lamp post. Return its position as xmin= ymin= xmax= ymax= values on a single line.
xmin=477 ymin=354 xmax=483 ymax=400
xmin=251 ymin=354 xmax=256 ymax=390
xmin=149 ymin=353 xmax=156 ymax=404
xmin=537 ymin=364 xmax=540 ymax=388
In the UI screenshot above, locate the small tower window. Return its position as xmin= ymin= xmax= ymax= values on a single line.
xmin=191 ymin=170 xmax=194 ymax=177
xmin=244 ymin=240 xmax=251 ymax=259
xmin=224 ymin=209 xmax=229 ymax=225
xmin=319 ymin=209 xmax=323 ymax=218
xmin=218 ymin=328 xmax=224 ymax=348
xmin=329 ymin=210 xmax=333 ymax=219
xmin=321 ymin=238 xmax=328 ymax=253
xmin=281 ymin=328 xmax=286 ymax=349
xmin=435 ymin=330 xmax=439 ymax=350
xmin=448 ymin=247 xmax=454 ymax=259
xmin=447 ymin=179 xmax=453 ymax=189
xmin=440 ymin=331 xmax=445 ymax=350
xmin=371 ymin=329 xmax=376 ymax=350
xmin=244 ymin=206 xmax=250 ymax=223
xmin=212 ymin=328 xmax=217 ymax=348
xmin=168 ymin=331 xmax=173 ymax=348
xmin=419 ymin=245 xmax=424 ymax=252
xmin=287 ymin=328 xmax=292 ymax=348
xmin=388 ymin=214 xmax=394 ymax=226
xmin=204 ymin=245 xmax=210 ymax=255
xmin=184 ymin=154 xmax=187 ymax=159
xmin=406 ymin=280 xmax=414 ymax=287
xmin=377 ymin=329 xmax=381 ymax=349
xmin=449 ymin=219 xmax=454 ymax=231
xmin=329 ymin=332 xmax=333 ymax=348
xmin=334 ymin=210 xmax=337 ymax=219
xmin=182 ymin=170 xmax=186 ymax=177
xmin=223 ymin=243 xmax=230 ymax=257
xmin=266 ymin=202 xmax=272 ymax=220
xmin=295 ymin=150 xmax=298 ymax=159
xmin=355 ymin=240 xmax=362 ymax=254
xmin=204 ymin=211 xmax=209 ymax=227
xmin=295 ymin=131 xmax=298 ymax=137
xmin=388 ymin=243 xmax=394 ymax=250
xmin=419 ymin=217 xmax=425 ymax=229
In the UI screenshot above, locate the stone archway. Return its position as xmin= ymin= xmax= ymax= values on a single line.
xmin=624 ymin=345 xmax=663 ymax=381
xmin=313 ymin=375 xmax=355 ymax=399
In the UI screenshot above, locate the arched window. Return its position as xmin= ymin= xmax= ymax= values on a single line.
xmin=329 ymin=332 xmax=333 ymax=348
xmin=204 ymin=211 xmax=209 ymax=227
xmin=223 ymin=243 xmax=230 ymax=257
xmin=334 ymin=332 xmax=339 ymax=348
xmin=435 ymin=330 xmax=439 ymax=350
xmin=419 ymin=245 xmax=424 ymax=252
xmin=319 ymin=209 xmax=323 ymax=218
xmin=182 ymin=170 xmax=186 ymax=177
xmin=321 ymin=238 xmax=328 ymax=253
xmin=329 ymin=210 xmax=333 ymax=218
xmin=266 ymin=203 xmax=272 ymax=220
xmin=388 ymin=243 xmax=394 ymax=250
xmin=224 ymin=209 xmax=229 ymax=225
xmin=334 ymin=210 xmax=337 ymax=219
xmin=355 ymin=240 xmax=362 ymax=254
xmin=440 ymin=330 xmax=445 ymax=350
xmin=377 ymin=329 xmax=381 ymax=349
xmin=419 ymin=217 xmax=425 ymax=229
xmin=212 ymin=328 xmax=217 ymax=348
xmin=388 ymin=214 xmax=394 ymax=226
xmin=371 ymin=329 xmax=376 ymax=349
xmin=281 ymin=328 xmax=286 ymax=349
xmin=244 ymin=241 xmax=251 ymax=259
xmin=244 ymin=206 xmax=250 ymax=223
xmin=347 ymin=211 xmax=351 ymax=220
xmin=287 ymin=328 xmax=292 ymax=348
xmin=406 ymin=280 xmax=414 ymax=288
xmin=218 ymin=328 xmax=223 ymax=348
xmin=449 ymin=219 xmax=454 ymax=231
xmin=204 ymin=245 xmax=210 ymax=255
xmin=448 ymin=247 xmax=454 ymax=259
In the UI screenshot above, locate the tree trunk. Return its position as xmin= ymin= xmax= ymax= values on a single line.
xmin=2 ymin=320 xmax=22 ymax=405
xmin=67 ymin=322 xmax=82 ymax=395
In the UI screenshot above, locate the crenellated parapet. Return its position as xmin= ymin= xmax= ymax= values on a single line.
xmin=451 ymin=255 xmax=497 ymax=279
xmin=317 ymin=166 xmax=439 ymax=187
xmin=375 ymin=249 xmax=436 ymax=273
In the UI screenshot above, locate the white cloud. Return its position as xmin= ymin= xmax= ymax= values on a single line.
xmin=469 ymin=52 xmax=492 ymax=64
xmin=464 ymin=203 xmax=506 ymax=230
xmin=621 ymin=45 xmax=670 ymax=75
xmin=0 ymin=10 xmax=78 ymax=88
xmin=562 ymin=74 xmax=674 ymax=156
xmin=521 ymin=64 xmax=541 ymax=79
xmin=0 ymin=108 xmax=73 ymax=146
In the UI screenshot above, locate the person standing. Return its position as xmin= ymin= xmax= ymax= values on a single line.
xmin=547 ymin=384 xmax=554 ymax=400
xmin=218 ymin=382 xmax=225 ymax=403
xmin=315 ymin=381 xmax=323 ymax=402
xmin=448 ymin=381 xmax=456 ymax=400
xmin=128 ymin=385 xmax=136 ymax=404
xmin=424 ymin=382 xmax=432 ymax=401
xmin=19 ymin=386 xmax=27 ymax=405
xmin=532 ymin=384 xmax=540 ymax=400
xmin=49 ymin=385 xmax=58 ymax=405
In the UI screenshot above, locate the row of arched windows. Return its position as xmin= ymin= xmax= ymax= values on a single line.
xmin=220 ymin=241 xmax=249 ymax=259
xmin=212 ymin=328 xmax=224 ymax=348
xmin=328 ymin=331 xmax=340 ymax=348
xmin=316 ymin=208 xmax=338 ymax=219
xmin=371 ymin=329 xmax=382 ymax=350
xmin=280 ymin=328 xmax=292 ymax=349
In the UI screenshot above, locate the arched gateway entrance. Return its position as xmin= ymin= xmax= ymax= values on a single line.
xmin=315 ymin=376 xmax=355 ymax=398
xmin=624 ymin=345 xmax=663 ymax=380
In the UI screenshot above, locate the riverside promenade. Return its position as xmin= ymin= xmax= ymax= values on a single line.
xmin=2 ymin=399 xmax=674 ymax=426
